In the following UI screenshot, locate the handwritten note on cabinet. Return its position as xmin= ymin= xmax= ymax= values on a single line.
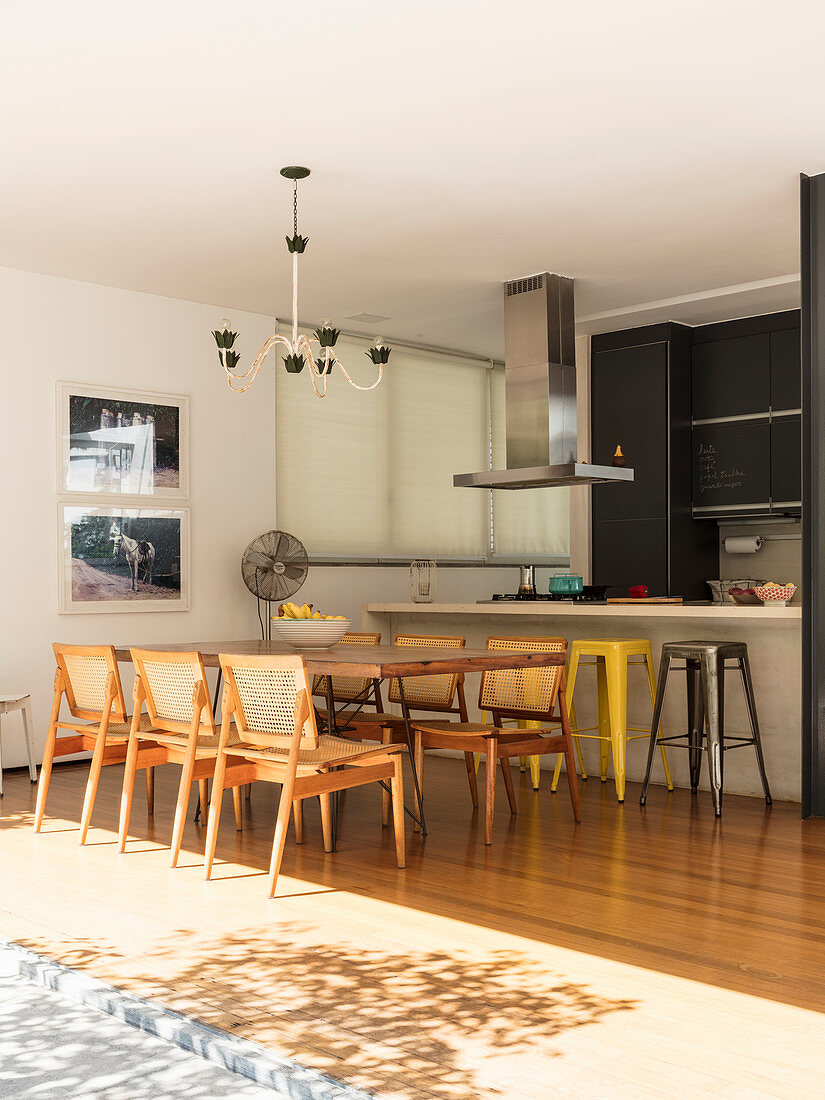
xmin=692 ymin=423 xmax=770 ymax=511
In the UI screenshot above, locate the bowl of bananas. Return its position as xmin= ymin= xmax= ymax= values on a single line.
xmin=272 ymin=602 xmax=351 ymax=648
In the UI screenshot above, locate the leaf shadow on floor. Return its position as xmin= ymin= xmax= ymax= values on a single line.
xmin=21 ymin=928 xmax=637 ymax=1098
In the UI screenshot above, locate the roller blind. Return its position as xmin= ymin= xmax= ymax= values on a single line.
xmin=489 ymin=367 xmax=571 ymax=558
xmin=275 ymin=335 xmax=490 ymax=557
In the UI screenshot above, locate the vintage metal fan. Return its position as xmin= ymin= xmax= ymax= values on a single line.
xmin=241 ymin=530 xmax=308 ymax=639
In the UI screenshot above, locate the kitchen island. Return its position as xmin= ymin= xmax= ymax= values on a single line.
xmin=363 ymin=602 xmax=801 ymax=802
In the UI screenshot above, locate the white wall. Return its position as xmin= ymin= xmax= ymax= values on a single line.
xmin=0 ymin=267 xmax=278 ymax=765
xmin=0 ymin=268 xmax=538 ymax=768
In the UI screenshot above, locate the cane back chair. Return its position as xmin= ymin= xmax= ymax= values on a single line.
xmin=35 ymin=644 xmax=157 ymax=842
xmin=206 ymin=653 xmax=405 ymax=898
xmin=412 ymin=636 xmax=581 ymax=844
xmin=118 ymin=649 xmax=243 ymax=867
xmin=321 ymin=633 xmax=472 ymax=827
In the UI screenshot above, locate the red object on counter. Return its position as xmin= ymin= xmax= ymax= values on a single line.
xmin=628 ymin=585 xmax=649 ymax=599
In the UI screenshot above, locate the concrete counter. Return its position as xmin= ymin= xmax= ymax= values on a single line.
xmin=362 ymin=601 xmax=801 ymax=803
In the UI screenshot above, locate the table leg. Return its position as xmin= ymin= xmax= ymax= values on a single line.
xmin=397 ymin=679 xmax=427 ymax=837
xmin=326 ymin=677 xmax=339 ymax=851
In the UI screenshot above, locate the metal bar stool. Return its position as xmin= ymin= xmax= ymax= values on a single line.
xmin=0 ymin=694 xmax=38 ymax=796
xmin=639 ymin=640 xmax=772 ymax=816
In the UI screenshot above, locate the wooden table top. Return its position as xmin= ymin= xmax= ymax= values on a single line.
xmin=113 ymin=640 xmax=565 ymax=678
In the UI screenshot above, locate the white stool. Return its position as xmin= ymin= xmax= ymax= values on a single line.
xmin=0 ymin=694 xmax=38 ymax=796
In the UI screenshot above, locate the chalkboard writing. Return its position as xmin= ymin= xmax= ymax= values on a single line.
xmin=696 ymin=440 xmax=746 ymax=493
xmin=692 ymin=422 xmax=770 ymax=513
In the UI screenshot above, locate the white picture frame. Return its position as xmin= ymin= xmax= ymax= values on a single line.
xmin=56 ymin=381 xmax=189 ymax=499
xmin=58 ymin=502 xmax=191 ymax=614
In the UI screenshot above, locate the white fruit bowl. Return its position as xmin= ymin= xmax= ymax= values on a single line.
xmin=271 ymin=618 xmax=351 ymax=649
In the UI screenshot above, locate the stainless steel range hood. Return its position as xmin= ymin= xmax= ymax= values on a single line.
xmin=454 ymin=273 xmax=634 ymax=489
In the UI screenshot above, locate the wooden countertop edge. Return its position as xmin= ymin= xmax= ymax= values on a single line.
xmin=364 ymin=602 xmax=802 ymax=619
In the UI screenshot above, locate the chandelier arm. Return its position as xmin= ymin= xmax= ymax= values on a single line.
xmin=330 ymin=350 xmax=385 ymax=392
xmin=226 ymin=333 xmax=293 ymax=393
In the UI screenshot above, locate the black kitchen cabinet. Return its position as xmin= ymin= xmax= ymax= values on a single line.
xmin=692 ymin=421 xmax=771 ymax=515
xmin=689 ymin=311 xmax=801 ymax=518
xmin=592 ymin=519 xmax=668 ymax=596
xmin=771 ymin=416 xmax=802 ymax=510
xmin=591 ymin=324 xmax=718 ymax=600
xmin=591 ymin=342 xmax=667 ymax=521
xmin=692 ymin=334 xmax=770 ymax=421
xmin=770 ymin=328 xmax=802 ymax=410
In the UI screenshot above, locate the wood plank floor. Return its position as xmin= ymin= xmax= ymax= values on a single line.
xmin=1 ymin=756 xmax=824 ymax=1098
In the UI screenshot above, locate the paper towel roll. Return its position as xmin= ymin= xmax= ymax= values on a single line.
xmin=724 ymin=536 xmax=763 ymax=554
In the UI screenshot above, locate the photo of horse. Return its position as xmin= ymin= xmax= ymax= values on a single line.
xmin=59 ymin=505 xmax=189 ymax=613
xmin=58 ymin=382 xmax=188 ymax=498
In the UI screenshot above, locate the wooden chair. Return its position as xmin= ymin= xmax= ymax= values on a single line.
xmin=412 ymin=636 xmax=581 ymax=844
xmin=322 ymin=633 xmax=472 ymax=826
xmin=35 ymin=644 xmax=157 ymax=842
xmin=205 ymin=652 xmax=406 ymax=898
xmin=118 ymin=649 xmax=242 ymax=867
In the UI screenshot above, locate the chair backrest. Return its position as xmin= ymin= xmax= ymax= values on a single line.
xmin=387 ymin=634 xmax=465 ymax=711
xmin=479 ymin=636 xmax=567 ymax=720
xmin=130 ymin=649 xmax=216 ymax=736
xmin=312 ymin=631 xmax=381 ymax=703
xmin=220 ymin=653 xmax=318 ymax=751
xmin=53 ymin=643 xmax=128 ymax=723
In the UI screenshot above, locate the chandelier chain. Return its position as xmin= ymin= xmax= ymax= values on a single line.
xmin=293 ymin=181 xmax=298 ymax=237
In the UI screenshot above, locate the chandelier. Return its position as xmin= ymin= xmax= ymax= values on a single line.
xmin=213 ymin=166 xmax=390 ymax=399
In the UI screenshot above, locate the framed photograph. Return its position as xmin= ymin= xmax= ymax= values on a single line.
xmin=57 ymin=381 xmax=189 ymax=498
xmin=59 ymin=503 xmax=190 ymax=613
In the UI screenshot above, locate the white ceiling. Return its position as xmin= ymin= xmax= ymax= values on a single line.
xmin=3 ymin=1 xmax=823 ymax=358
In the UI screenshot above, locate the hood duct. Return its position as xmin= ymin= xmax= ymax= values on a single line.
xmin=453 ymin=273 xmax=634 ymax=489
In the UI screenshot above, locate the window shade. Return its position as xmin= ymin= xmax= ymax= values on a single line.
xmin=489 ymin=367 xmax=571 ymax=558
xmin=275 ymin=335 xmax=489 ymax=558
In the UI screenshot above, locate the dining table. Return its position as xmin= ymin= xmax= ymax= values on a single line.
xmin=113 ymin=640 xmax=566 ymax=837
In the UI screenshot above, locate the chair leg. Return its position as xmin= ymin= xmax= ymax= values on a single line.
xmin=34 ymin=718 xmax=59 ymax=832
xmin=170 ymin=750 xmax=197 ymax=868
xmin=203 ymin=752 xmax=228 ymax=880
xmin=557 ymin=687 xmax=581 ymax=823
xmin=463 ymin=751 xmax=479 ymax=808
xmin=118 ymin=735 xmax=141 ymax=853
xmin=702 ymin=653 xmax=724 ymax=817
xmin=604 ymin=654 xmax=629 ymax=803
xmin=0 ymin=714 xmax=4 ymax=798
xmin=640 ymin=652 xmax=671 ymax=806
xmin=78 ymin=731 xmax=108 ymax=844
xmin=499 ymin=754 xmax=517 ymax=815
xmin=292 ymin=798 xmax=302 ymax=841
xmin=643 ymin=649 xmax=673 ymax=791
xmin=233 ymin=785 xmax=244 ymax=831
xmin=413 ymin=732 xmax=424 ymax=833
xmin=267 ymin=776 xmax=297 ymax=898
xmin=740 ymin=654 xmax=772 ymax=806
xmin=686 ymin=659 xmax=704 ymax=793
xmin=381 ymin=727 xmax=392 ymax=825
xmin=145 ymin=766 xmax=155 ymax=815
xmin=484 ymin=739 xmax=498 ymax=845
xmin=319 ymin=791 xmax=334 ymax=853
xmin=22 ymin=701 xmax=37 ymax=783
xmin=198 ymin=779 xmax=209 ymax=823
xmin=595 ymin=659 xmax=611 ymax=781
xmin=244 ymin=783 xmax=252 ymax=801
xmin=391 ymin=755 xmax=406 ymax=868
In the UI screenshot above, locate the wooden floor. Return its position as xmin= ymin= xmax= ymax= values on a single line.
xmin=1 ymin=756 xmax=825 ymax=1098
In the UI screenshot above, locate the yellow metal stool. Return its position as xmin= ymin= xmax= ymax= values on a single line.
xmin=552 ymin=638 xmax=673 ymax=802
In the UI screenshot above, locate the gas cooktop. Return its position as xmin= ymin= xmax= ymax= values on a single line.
xmin=485 ymin=590 xmax=607 ymax=604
